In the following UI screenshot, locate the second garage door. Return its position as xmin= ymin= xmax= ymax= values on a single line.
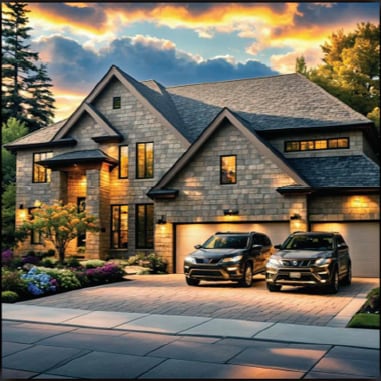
xmin=175 ymin=222 xmax=289 ymax=273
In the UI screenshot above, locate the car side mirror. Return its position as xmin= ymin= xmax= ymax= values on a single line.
xmin=274 ymin=244 xmax=282 ymax=249
xmin=194 ymin=244 xmax=202 ymax=249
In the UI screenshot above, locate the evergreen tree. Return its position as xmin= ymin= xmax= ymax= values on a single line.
xmin=25 ymin=63 xmax=55 ymax=131
xmin=295 ymin=56 xmax=308 ymax=75
xmin=2 ymin=2 xmax=55 ymax=131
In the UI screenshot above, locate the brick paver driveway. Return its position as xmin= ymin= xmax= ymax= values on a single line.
xmin=18 ymin=274 xmax=378 ymax=326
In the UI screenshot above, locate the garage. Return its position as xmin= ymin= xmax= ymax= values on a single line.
xmin=312 ymin=222 xmax=379 ymax=277
xmin=175 ymin=222 xmax=289 ymax=273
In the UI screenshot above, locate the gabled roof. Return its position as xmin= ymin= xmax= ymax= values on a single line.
xmin=53 ymin=103 xmax=123 ymax=143
xmin=148 ymin=108 xmax=309 ymax=198
xmin=166 ymin=73 xmax=373 ymax=141
xmin=285 ymin=155 xmax=380 ymax=189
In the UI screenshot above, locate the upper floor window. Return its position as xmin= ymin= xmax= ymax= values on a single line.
xmin=285 ymin=137 xmax=349 ymax=152
xmin=33 ymin=152 xmax=52 ymax=183
xmin=113 ymin=96 xmax=121 ymax=109
xmin=220 ymin=155 xmax=237 ymax=184
xmin=136 ymin=142 xmax=154 ymax=179
xmin=119 ymin=145 xmax=129 ymax=179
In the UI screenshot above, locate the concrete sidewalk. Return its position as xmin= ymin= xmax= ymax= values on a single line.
xmin=2 ymin=303 xmax=380 ymax=379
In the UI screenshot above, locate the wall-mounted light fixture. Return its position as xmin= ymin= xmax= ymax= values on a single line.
xmin=223 ymin=209 xmax=239 ymax=216
xmin=19 ymin=204 xmax=24 ymax=210
xmin=157 ymin=215 xmax=167 ymax=224
xmin=290 ymin=213 xmax=301 ymax=220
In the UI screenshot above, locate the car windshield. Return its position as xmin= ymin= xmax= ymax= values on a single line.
xmin=202 ymin=235 xmax=249 ymax=249
xmin=283 ymin=235 xmax=333 ymax=250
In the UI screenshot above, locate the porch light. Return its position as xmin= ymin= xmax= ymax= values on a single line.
xmin=19 ymin=204 xmax=24 ymax=210
xmin=290 ymin=213 xmax=301 ymax=220
xmin=223 ymin=209 xmax=239 ymax=216
xmin=157 ymin=215 xmax=167 ymax=224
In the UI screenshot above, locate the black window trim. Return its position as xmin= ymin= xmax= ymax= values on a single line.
xmin=110 ymin=204 xmax=129 ymax=249
xmin=136 ymin=142 xmax=154 ymax=179
xmin=118 ymin=145 xmax=129 ymax=179
xmin=113 ymin=96 xmax=121 ymax=109
xmin=284 ymin=137 xmax=350 ymax=152
xmin=135 ymin=203 xmax=154 ymax=249
xmin=220 ymin=154 xmax=237 ymax=185
xmin=32 ymin=151 xmax=52 ymax=183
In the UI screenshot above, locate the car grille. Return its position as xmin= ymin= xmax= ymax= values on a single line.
xmin=280 ymin=259 xmax=314 ymax=267
xmin=195 ymin=258 xmax=220 ymax=264
xmin=189 ymin=269 xmax=223 ymax=278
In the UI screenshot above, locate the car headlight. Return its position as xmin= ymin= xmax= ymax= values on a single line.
xmin=184 ymin=256 xmax=196 ymax=264
xmin=222 ymin=255 xmax=243 ymax=263
xmin=315 ymin=257 xmax=332 ymax=266
xmin=267 ymin=257 xmax=281 ymax=267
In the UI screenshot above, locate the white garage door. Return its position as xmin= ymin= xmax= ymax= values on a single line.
xmin=312 ymin=222 xmax=379 ymax=277
xmin=175 ymin=222 xmax=289 ymax=273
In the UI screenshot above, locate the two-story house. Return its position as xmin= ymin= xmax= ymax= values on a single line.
xmin=5 ymin=65 xmax=379 ymax=277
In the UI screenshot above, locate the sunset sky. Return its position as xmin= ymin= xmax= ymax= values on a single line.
xmin=14 ymin=2 xmax=380 ymax=122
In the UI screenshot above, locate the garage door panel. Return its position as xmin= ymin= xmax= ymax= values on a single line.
xmin=312 ymin=222 xmax=379 ymax=277
xmin=175 ymin=222 xmax=289 ymax=273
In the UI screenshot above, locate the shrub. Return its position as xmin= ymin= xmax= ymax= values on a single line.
xmin=2 ymin=249 xmax=13 ymax=266
xmin=2 ymin=290 xmax=20 ymax=303
xmin=147 ymin=253 xmax=168 ymax=274
xmin=40 ymin=258 xmax=57 ymax=268
xmin=85 ymin=262 xmax=125 ymax=284
xmin=22 ymin=252 xmax=41 ymax=266
xmin=2 ymin=267 xmax=28 ymax=296
xmin=21 ymin=266 xmax=57 ymax=296
xmin=83 ymin=259 xmax=105 ymax=269
xmin=65 ymin=256 xmax=81 ymax=268
xmin=41 ymin=267 xmax=81 ymax=291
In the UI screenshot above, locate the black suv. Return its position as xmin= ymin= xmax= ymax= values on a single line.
xmin=184 ymin=232 xmax=274 ymax=287
xmin=265 ymin=231 xmax=352 ymax=293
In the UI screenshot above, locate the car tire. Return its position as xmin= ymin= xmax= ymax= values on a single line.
xmin=239 ymin=263 xmax=253 ymax=287
xmin=342 ymin=264 xmax=352 ymax=286
xmin=267 ymin=284 xmax=282 ymax=292
xmin=327 ymin=267 xmax=339 ymax=294
xmin=185 ymin=277 xmax=200 ymax=286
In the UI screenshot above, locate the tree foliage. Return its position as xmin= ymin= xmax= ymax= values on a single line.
xmin=299 ymin=22 xmax=380 ymax=118
xmin=2 ymin=2 xmax=55 ymax=131
xmin=17 ymin=202 xmax=99 ymax=264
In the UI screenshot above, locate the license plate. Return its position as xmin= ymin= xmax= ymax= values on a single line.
xmin=290 ymin=272 xmax=301 ymax=279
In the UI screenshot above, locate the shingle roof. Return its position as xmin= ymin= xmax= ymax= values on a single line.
xmin=166 ymin=73 xmax=371 ymax=141
xmin=286 ymin=155 xmax=380 ymax=188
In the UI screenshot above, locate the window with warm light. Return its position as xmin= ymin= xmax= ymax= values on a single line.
xmin=136 ymin=204 xmax=154 ymax=249
xmin=285 ymin=137 xmax=349 ymax=152
xmin=119 ymin=145 xmax=129 ymax=178
xmin=111 ymin=205 xmax=128 ymax=249
xmin=33 ymin=152 xmax=52 ymax=183
xmin=220 ymin=155 xmax=237 ymax=184
xmin=136 ymin=142 xmax=154 ymax=179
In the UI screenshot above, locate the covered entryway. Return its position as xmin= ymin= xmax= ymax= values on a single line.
xmin=312 ymin=222 xmax=379 ymax=277
xmin=175 ymin=222 xmax=289 ymax=273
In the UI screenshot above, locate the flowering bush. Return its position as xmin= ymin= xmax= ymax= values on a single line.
xmin=42 ymin=267 xmax=81 ymax=291
xmin=2 ymin=267 xmax=28 ymax=296
xmin=21 ymin=266 xmax=57 ymax=296
xmin=2 ymin=249 xmax=13 ymax=266
xmin=85 ymin=262 xmax=125 ymax=284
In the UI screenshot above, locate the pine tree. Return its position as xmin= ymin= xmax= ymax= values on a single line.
xmin=25 ymin=63 xmax=55 ymax=131
xmin=2 ymin=2 xmax=55 ymax=131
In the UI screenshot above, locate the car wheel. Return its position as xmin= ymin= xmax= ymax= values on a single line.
xmin=267 ymin=284 xmax=282 ymax=292
xmin=239 ymin=263 xmax=253 ymax=287
xmin=185 ymin=277 xmax=200 ymax=286
xmin=327 ymin=267 xmax=339 ymax=294
xmin=342 ymin=264 xmax=352 ymax=286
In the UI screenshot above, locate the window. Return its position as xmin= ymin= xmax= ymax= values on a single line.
xmin=119 ymin=145 xmax=129 ymax=178
xmin=28 ymin=208 xmax=42 ymax=244
xmin=113 ymin=96 xmax=121 ymax=109
xmin=136 ymin=204 xmax=154 ymax=249
xmin=111 ymin=205 xmax=128 ymax=249
xmin=136 ymin=142 xmax=154 ymax=179
xmin=285 ymin=137 xmax=349 ymax=152
xmin=33 ymin=152 xmax=52 ymax=183
xmin=220 ymin=155 xmax=236 ymax=184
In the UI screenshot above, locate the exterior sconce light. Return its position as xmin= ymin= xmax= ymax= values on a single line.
xmin=290 ymin=213 xmax=301 ymax=220
xmin=223 ymin=209 xmax=239 ymax=216
xmin=34 ymin=200 xmax=42 ymax=207
xmin=157 ymin=215 xmax=167 ymax=224
xmin=19 ymin=204 xmax=24 ymax=210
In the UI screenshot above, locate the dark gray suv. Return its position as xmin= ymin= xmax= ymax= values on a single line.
xmin=266 ymin=231 xmax=352 ymax=293
xmin=184 ymin=231 xmax=274 ymax=287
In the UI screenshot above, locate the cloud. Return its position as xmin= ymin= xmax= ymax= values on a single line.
xmin=32 ymin=34 xmax=278 ymax=120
